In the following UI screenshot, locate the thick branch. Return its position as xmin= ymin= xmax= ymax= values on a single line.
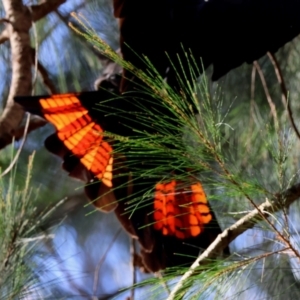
xmin=167 ymin=182 xmax=300 ymax=300
xmin=0 ymin=28 xmax=9 ymax=44
xmin=0 ymin=0 xmax=66 ymax=149
xmin=29 ymin=0 xmax=66 ymax=22
xmin=0 ymin=0 xmax=33 ymax=149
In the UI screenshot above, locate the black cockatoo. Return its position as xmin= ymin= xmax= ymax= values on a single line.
xmin=15 ymin=0 xmax=300 ymax=272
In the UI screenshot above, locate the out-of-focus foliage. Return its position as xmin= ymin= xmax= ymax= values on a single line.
xmin=0 ymin=151 xmax=71 ymax=299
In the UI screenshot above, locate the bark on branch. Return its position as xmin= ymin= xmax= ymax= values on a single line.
xmin=0 ymin=0 xmax=66 ymax=149
xmin=29 ymin=0 xmax=67 ymax=22
xmin=0 ymin=28 xmax=9 ymax=44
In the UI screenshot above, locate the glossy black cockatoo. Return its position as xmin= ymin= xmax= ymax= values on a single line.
xmin=15 ymin=0 xmax=300 ymax=272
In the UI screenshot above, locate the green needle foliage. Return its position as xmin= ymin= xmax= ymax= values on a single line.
xmin=0 ymin=150 xmax=37 ymax=299
xmin=0 ymin=149 xmax=69 ymax=299
xmin=70 ymin=13 xmax=300 ymax=299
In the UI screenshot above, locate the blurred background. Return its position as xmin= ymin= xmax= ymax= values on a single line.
xmin=2 ymin=0 xmax=300 ymax=299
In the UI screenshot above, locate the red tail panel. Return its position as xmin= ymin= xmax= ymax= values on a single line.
xmin=28 ymin=94 xmax=114 ymax=188
xmin=154 ymin=181 xmax=212 ymax=239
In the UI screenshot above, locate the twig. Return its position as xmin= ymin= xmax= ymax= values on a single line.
xmin=250 ymin=64 xmax=256 ymax=103
xmin=92 ymin=229 xmax=122 ymax=296
xmin=16 ymin=234 xmax=55 ymax=244
xmin=0 ymin=18 xmax=10 ymax=23
xmin=30 ymin=48 xmax=57 ymax=94
xmin=246 ymin=64 xmax=258 ymax=157
xmin=156 ymin=272 xmax=171 ymax=295
xmin=167 ymin=182 xmax=300 ymax=300
xmin=253 ymin=61 xmax=279 ymax=129
xmin=55 ymin=8 xmax=109 ymax=62
xmin=42 ymin=230 xmax=88 ymax=296
xmin=0 ymin=112 xmax=30 ymax=177
xmin=267 ymin=52 xmax=300 ymax=140
xmin=2 ymin=227 xmax=20 ymax=269
xmin=7 ymin=116 xmax=48 ymax=146
xmin=130 ymin=238 xmax=137 ymax=300
xmin=29 ymin=0 xmax=67 ymax=22
xmin=0 ymin=29 xmax=9 ymax=44
xmin=26 ymin=197 xmax=69 ymax=236
xmin=28 ymin=4 xmax=39 ymax=94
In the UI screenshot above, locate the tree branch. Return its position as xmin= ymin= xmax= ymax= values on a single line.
xmin=30 ymin=48 xmax=57 ymax=94
xmin=0 ymin=28 xmax=9 ymax=44
xmin=0 ymin=0 xmax=66 ymax=149
xmin=167 ymin=181 xmax=300 ymax=300
xmin=253 ymin=61 xmax=279 ymax=128
xmin=267 ymin=52 xmax=300 ymax=141
xmin=29 ymin=0 xmax=66 ymax=22
xmin=0 ymin=0 xmax=33 ymax=149
xmin=54 ymin=8 xmax=109 ymax=62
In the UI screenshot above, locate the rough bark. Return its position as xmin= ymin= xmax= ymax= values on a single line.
xmin=0 ymin=0 xmax=66 ymax=149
